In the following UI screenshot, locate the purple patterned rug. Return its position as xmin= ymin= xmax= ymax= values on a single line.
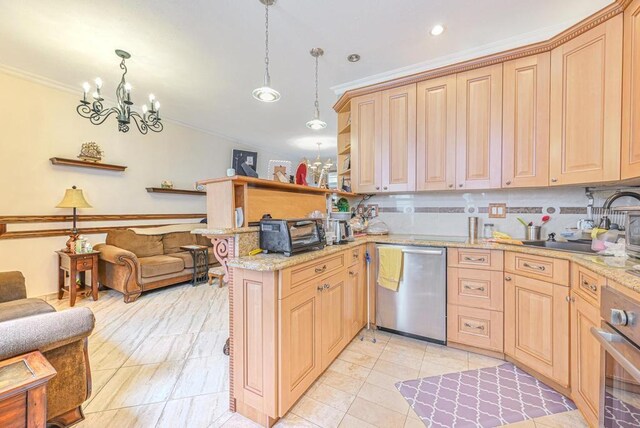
xmin=396 ymin=363 xmax=576 ymax=427
xmin=604 ymin=391 xmax=640 ymax=427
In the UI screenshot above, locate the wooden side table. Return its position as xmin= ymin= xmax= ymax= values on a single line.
xmin=180 ymin=245 xmax=209 ymax=286
xmin=0 ymin=351 xmax=56 ymax=428
xmin=56 ymin=251 xmax=100 ymax=307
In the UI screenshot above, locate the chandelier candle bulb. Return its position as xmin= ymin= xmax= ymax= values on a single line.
xmin=82 ymin=82 xmax=90 ymax=102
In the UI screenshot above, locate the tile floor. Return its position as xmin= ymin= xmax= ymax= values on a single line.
xmin=50 ymin=283 xmax=588 ymax=428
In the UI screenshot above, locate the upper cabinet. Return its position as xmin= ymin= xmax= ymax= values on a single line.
xmin=416 ymin=76 xmax=457 ymax=191
xmin=502 ymin=54 xmax=550 ymax=188
xmin=456 ymin=64 xmax=503 ymax=190
xmin=351 ymin=93 xmax=382 ymax=193
xmin=549 ymin=16 xmax=623 ymax=186
xmin=622 ymin=0 xmax=640 ymax=179
xmin=381 ymin=84 xmax=417 ymax=192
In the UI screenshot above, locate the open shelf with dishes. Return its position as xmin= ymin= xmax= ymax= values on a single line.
xmin=336 ymin=103 xmax=352 ymax=193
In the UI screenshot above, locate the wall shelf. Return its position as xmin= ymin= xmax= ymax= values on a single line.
xmin=50 ymin=157 xmax=127 ymax=171
xmin=146 ymin=187 xmax=206 ymax=196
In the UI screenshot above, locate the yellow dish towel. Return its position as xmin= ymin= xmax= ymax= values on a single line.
xmin=378 ymin=247 xmax=403 ymax=291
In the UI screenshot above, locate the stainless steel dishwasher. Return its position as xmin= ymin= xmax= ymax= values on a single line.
xmin=375 ymin=244 xmax=446 ymax=344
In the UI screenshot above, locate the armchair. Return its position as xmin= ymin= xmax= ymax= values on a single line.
xmin=0 ymin=271 xmax=95 ymax=427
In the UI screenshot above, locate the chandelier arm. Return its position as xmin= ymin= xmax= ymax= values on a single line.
xmin=129 ymin=112 xmax=149 ymax=135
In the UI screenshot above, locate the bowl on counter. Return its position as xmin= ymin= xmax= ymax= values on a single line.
xmin=330 ymin=212 xmax=352 ymax=221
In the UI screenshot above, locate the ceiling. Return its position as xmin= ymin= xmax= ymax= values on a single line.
xmin=0 ymin=0 xmax=612 ymax=158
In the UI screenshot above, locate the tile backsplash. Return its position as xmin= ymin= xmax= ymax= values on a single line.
xmin=363 ymin=187 xmax=639 ymax=239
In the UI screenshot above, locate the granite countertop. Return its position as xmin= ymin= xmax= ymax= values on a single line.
xmin=227 ymin=234 xmax=640 ymax=296
xmin=192 ymin=227 xmax=260 ymax=236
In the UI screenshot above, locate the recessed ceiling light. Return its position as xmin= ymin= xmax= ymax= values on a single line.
xmin=347 ymin=53 xmax=361 ymax=63
xmin=430 ymin=24 xmax=445 ymax=36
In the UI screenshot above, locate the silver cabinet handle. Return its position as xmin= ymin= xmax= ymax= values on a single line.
xmin=315 ymin=265 xmax=327 ymax=273
xmin=582 ymin=280 xmax=598 ymax=292
xmin=403 ymin=249 xmax=444 ymax=256
xmin=464 ymin=322 xmax=485 ymax=331
xmin=448 ymin=184 xmax=454 ymax=188
xmin=505 ymin=180 xmax=511 ymax=185
xmin=459 ymin=184 xmax=463 ymax=188
xmin=323 ymin=283 xmax=330 ymax=289
xmin=317 ymin=286 xmax=324 ymax=292
xmin=463 ymin=285 xmax=485 ymax=292
xmin=505 ymin=276 xmax=512 ymax=281
xmin=592 ymin=327 xmax=640 ymax=383
xmin=551 ymin=178 xmax=558 ymax=183
xmin=565 ymin=295 xmax=571 ymax=303
xmin=383 ymin=186 xmax=388 ymax=190
xmin=349 ymin=271 xmax=356 ymax=276
xmin=523 ymin=262 xmax=545 ymax=271
xmin=375 ymin=187 xmax=380 ymax=190
xmin=464 ymin=256 xmax=486 ymax=262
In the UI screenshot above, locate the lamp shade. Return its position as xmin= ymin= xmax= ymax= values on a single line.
xmin=56 ymin=186 xmax=92 ymax=209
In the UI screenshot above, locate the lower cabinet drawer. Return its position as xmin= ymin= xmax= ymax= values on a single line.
xmin=447 ymin=304 xmax=503 ymax=352
xmin=76 ymin=257 xmax=93 ymax=270
xmin=447 ymin=268 xmax=504 ymax=311
xmin=571 ymin=264 xmax=602 ymax=306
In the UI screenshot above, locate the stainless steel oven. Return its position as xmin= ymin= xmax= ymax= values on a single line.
xmin=592 ymin=286 xmax=640 ymax=427
xmin=626 ymin=210 xmax=640 ymax=258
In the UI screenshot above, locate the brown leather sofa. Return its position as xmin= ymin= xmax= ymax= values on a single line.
xmin=0 ymin=271 xmax=95 ymax=427
xmin=95 ymin=229 xmax=216 ymax=303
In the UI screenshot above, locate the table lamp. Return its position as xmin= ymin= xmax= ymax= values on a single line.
xmin=56 ymin=186 xmax=92 ymax=253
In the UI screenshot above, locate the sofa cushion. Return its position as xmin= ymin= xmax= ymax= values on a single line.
xmin=138 ymin=255 xmax=185 ymax=278
xmin=162 ymin=232 xmax=197 ymax=254
xmin=166 ymin=252 xmax=218 ymax=269
xmin=0 ymin=298 xmax=55 ymax=323
xmin=195 ymin=234 xmax=214 ymax=247
xmin=106 ymin=229 xmax=163 ymax=258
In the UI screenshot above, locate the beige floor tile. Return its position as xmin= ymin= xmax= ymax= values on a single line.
xmin=357 ymin=382 xmax=409 ymax=414
xmin=189 ymin=330 xmax=229 ymax=358
xmin=209 ymin=410 xmax=235 ymax=427
xmin=221 ymin=413 xmax=263 ymax=427
xmin=277 ymin=413 xmax=322 ymax=427
xmin=88 ymin=338 xmax=143 ymax=370
xmin=386 ymin=335 xmax=427 ymax=351
xmin=364 ymin=370 xmax=404 ymax=392
xmin=406 ymin=407 xmax=420 ymax=420
xmin=339 ymin=414 xmax=377 ymax=428
xmin=423 ymin=343 xmax=468 ymax=362
xmin=500 ymin=419 xmax=536 ymax=427
xmin=123 ymin=333 xmax=196 ymax=366
xmin=534 ymin=410 xmax=588 ymax=427
xmin=337 ymin=349 xmax=377 ymax=369
xmin=291 ymin=396 xmax=345 ymax=428
xmin=76 ymin=402 xmax=165 ymax=428
xmin=83 ymin=368 xmax=117 ymax=408
xmin=468 ymin=352 xmax=505 ymax=370
xmin=347 ymin=397 xmax=407 ymax=428
xmin=85 ymin=361 xmax=185 ymax=413
xmin=156 ymin=391 xmax=229 ymax=428
xmin=202 ymin=310 xmax=230 ymax=332
xmin=419 ymin=358 xmax=468 ymax=378
xmin=304 ymin=382 xmax=356 ymax=412
xmin=403 ymin=417 xmax=425 ymax=428
xmin=148 ymin=309 xmax=208 ymax=337
xmin=372 ymin=359 xmax=419 ymax=380
xmin=171 ymin=355 xmax=229 ymax=399
xmin=345 ymin=340 xmax=385 ymax=359
xmin=382 ymin=342 xmax=426 ymax=361
xmin=378 ymin=349 xmax=423 ymax=371
xmin=321 ymin=370 xmax=366 ymax=395
xmin=328 ymin=359 xmax=372 ymax=381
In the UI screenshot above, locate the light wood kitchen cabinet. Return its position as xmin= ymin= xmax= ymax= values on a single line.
xmin=351 ymin=92 xmax=382 ymax=193
xmin=320 ymin=271 xmax=349 ymax=369
xmin=416 ymin=75 xmax=457 ymax=191
xmin=381 ymin=84 xmax=417 ymax=192
xmin=346 ymin=262 xmax=366 ymax=338
xmin=622 ymin=0 xmax=640 ymax=179
xmin=549 ymin=16 xmax=623 ymax=186
xmin=504 ymin=273 xmax=570 ymax=387
xmin=456 ymin=64 xmax=503 ymax=190
xmin=570 ymin=290 xmax=601 ymax=427
xmin=279 ymin=278 xmax=322 ymax=415
xmin=502 ymin=53 xmax=550 ymax=188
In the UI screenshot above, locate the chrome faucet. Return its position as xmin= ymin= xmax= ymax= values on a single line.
xmin=600 ymin=191 xmax=640 ymax=229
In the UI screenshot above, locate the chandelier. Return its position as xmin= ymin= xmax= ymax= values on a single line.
xmin=306 ymin=142 xmax=333 ymax=183
xmin=77 ymin=49 xmax=163 ymax=134
xmin=252 ymin=0 xmax=280 ymax=102
xmin=306 ymin=48 xmax=327 ymax=130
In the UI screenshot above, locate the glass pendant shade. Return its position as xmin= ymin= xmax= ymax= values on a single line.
xmin=254 ymin=0 xmax=280 ymax=103
xmin=306 ymin=117 xmax=327 ymax=130
xmin=252 ymin=85 xmax=281 ymax=102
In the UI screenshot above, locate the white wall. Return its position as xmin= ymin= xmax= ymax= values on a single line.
xmin=0 ymin=70 xmax=295 ymax=297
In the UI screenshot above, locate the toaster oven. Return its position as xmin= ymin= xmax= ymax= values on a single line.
xmin=260 ymin=218 xmax=325 ymax=257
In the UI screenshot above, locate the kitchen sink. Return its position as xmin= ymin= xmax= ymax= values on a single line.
xmin=521 ymin=240 xmax=597 ymax=255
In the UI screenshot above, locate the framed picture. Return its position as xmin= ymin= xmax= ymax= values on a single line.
xmin=342 ymin=156 xmax=351 ymax=173
xmin=267 ymin=160 xmax=293 ymax=182
xmin=232 ymin=149 xmax=258 ymax=177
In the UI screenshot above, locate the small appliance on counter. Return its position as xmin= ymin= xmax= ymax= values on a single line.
xmin=259 ymin=218 xmax=325 ymax=257
xmin=326 ymin=219 xmax=354 ymax=244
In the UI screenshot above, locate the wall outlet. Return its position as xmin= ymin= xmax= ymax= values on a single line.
xmin=365 ymin=204 xmax=379 ymax=218
xmin=488 ymin=203 xmax=507 ymax=218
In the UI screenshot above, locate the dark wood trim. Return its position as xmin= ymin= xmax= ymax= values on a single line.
xmin=146 ymin=187 xmax=206 ymax=196
xmin=0 ymin=223 xmax=186 ymax=240
xmin=50 ymin=157 xmax=127 ymax=171
xmin=198 ymin=175 xmax=358 ymax=197
xmin=0 ymin=213 xmax=206 ymax=224
xmin=333 ymin=0 xmax=633 ymax=112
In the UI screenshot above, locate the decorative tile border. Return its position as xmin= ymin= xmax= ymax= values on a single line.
xmin=379 ymin=206 xmax=587 ymax=215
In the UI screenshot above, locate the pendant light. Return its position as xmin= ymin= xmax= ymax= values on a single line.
xmin=306 ymin=48 xmax=327 ymax=130
xmin=252 ymin=0 xmax=280 ymax=102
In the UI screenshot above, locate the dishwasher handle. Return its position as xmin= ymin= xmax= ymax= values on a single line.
xmin=401 ymin=249 xmax=444 ymax=256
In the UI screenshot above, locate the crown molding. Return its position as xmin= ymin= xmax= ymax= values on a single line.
xmin=333 ymin=0 xmax=632 ymax=112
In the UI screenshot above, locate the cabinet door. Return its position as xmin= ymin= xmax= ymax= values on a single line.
xmin=549 ymin=16 xmax=623 ymax=185
xmin=502 ymin=53 xmax=550 ymax=188
xmin=320 ymin=271 xmax=349 ymax=370
xmin=504 ymin=274 xmax=570 ymax=387
xmin=622 ymin=0 xmax=640 ymax=179
xmin=346 ymin=263 xmax=364 ymax=338
xmin=381 ymin=84 xmax=416 ymax=192
xmin=351 ymin=93 xmax=382 ymax=193
xmin=570 ymin=292 xmax=601 ymax=427
xmin=416 ymin=75 xmax=457 ymax=191
xmin=456 ymin=64 xmax=503 ymax=189
xmin=279 ymin=283 xmax=322 ymax=415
